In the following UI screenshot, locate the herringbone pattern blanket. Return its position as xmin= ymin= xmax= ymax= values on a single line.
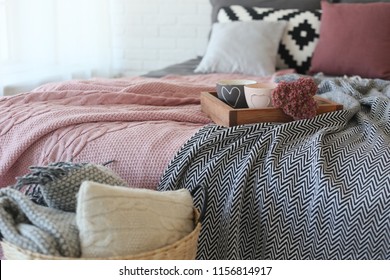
xmin=158 ymin=75 xmax=390 ymax=259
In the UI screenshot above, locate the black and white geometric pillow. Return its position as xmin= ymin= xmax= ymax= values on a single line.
xmin=217 ymin=5 xmax=322 ymax=74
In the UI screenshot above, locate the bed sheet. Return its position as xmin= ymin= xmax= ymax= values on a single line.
xmin=143 ymin=57 xmax=203 ymax=78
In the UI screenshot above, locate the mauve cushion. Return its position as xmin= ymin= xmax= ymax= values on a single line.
xmin=309 ymin=1 xmax=390 ymax=80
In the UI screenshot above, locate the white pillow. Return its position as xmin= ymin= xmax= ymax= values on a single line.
xmin=217 ymin=6 xmax=322 ymax=74
xmin=76 ymin=181 xmax=194 ymax=258
xmin=195 ymin=20 xmax=287 ymax=76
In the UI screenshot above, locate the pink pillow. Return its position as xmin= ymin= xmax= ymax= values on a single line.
xmin=309 ymin=1 xmax=390 ymax=80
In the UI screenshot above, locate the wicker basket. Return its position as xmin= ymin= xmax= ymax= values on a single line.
xmin=1 ymin=208 xmax=201 ymax=260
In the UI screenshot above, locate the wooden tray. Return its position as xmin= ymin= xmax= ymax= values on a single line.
xmin=201 ymin=92 xmax=343 ymax=127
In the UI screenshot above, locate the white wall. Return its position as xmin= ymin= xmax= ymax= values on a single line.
xmin=1 ymin=0 xmax=212 ymax=95
xmin=110 ymin=0 xmax=212 ymax=76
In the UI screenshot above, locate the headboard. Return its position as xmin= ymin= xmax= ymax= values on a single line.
xmin=210 ymin=0 xmax=321 ymax=24
xmin=210 ymin=0 xmax=390 ymax=24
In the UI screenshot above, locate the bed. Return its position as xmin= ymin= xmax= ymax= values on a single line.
xmin=1 ymin=0 xmax=390 ymax=260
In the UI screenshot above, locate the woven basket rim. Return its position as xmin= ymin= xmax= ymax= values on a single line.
xmin=1 ymin=208 xmax=201 ymax=260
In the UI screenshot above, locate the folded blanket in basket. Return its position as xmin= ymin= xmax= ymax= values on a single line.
xmin=0 ymin=161 xmax=128 ymax=258
xmin=76 ymin=181 xmax=194 ymax=258
xmin=0 ymin=188 xmax=80 ymax=257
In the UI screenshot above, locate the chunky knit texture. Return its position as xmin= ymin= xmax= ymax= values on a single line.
xmin=0 ymin=73 xmax=278 ymax=190
xmin=76 ymin=181 xmax=194 ymax=258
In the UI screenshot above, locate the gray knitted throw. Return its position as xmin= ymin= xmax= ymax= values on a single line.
xmin=0 ymin=188 xmax=81 ymax=257
xmin=0 ymin=161 xmax=128 ymax=257
xmin=14 ymin=161 xmax=127 ymax=212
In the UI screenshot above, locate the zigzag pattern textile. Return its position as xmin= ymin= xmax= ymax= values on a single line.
xmin=158 ymin=75 xmax=390 ymax=260
xmin=217 ymin=6 xmax=322 ymax=74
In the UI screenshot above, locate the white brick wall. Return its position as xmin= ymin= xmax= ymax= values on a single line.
xmin=111 ymin=0 xmax=211 ymax=76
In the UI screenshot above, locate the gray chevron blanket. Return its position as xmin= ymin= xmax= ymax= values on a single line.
xmin=158 ymin=75 xmax=390 ymax=260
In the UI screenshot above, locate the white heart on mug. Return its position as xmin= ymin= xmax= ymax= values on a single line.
xmin=222 ymin=86 xmax=242 ymax=108
xmin=250 ymin=94 xmax=270 ymax=108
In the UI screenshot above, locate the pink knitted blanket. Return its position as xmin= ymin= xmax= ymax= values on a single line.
xmin=0 ymin=73 xmax=279 ymax=189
